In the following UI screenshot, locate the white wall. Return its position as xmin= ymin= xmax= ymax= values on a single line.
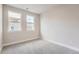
xmin=3 ymin=5 xmax=40 ymax=46
xmin=41 ymin=5 xmax=79 ymax=52
xmin=0 ymin=4 xmax=2 ymax=52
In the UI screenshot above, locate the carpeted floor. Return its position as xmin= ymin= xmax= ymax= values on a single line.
xmin=2 ymin=39 xmax=79 ymax=54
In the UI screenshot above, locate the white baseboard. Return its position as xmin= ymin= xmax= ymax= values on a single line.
xmin=45 ymin=39 xmax=79 ymax=52
xmin=3 ymin=36 xmax=40 ymax=47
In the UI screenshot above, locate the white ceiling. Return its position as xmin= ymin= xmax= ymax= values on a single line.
xmin=8 ymin=4 xmax=58 ymax=14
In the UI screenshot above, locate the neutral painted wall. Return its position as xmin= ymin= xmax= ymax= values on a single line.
xmin=3 ymin=5 xmax=40 ymax=46
xmin=0 ymin=4 xmax=2 ymax=52
xmin=41 ymin=5 xmax=79 ymax=51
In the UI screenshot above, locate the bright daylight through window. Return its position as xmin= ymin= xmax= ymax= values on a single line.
xmin=8 ymin=11 xmax=21 ymax=32
xmin=26 ymin=15 xmax=35 ymax=31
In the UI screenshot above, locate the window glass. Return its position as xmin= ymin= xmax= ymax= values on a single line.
xmin=8 ymin=11 xmax=21 ymax=32
xmin=27 ymin=15 xmax=34 ymax=23
xmin=27 ymin=24 xmax=34 ymax=31
xmin=26 ymin=15 xmax=35 ymax=31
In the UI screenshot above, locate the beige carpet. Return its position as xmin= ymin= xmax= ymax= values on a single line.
xmin=2 ymin=39 xmax=79 ymax=54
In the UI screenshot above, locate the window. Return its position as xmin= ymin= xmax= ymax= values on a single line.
xmin=8 ymin=11 xmax=21 ymax=32
xmin=26 ymin=15 xmax=35 ymax=31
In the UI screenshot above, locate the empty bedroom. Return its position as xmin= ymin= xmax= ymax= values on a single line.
xmin=0 ymin=4 xmax=79 ymax=54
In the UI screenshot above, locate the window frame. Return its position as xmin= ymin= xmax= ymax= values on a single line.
xmin=4 ymin=5 xmax=39 ymax=33
xmin=8 ymin=10 xmax=22 ymax=32
xmin=26 ymin=15 xmax=35 ymax=31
